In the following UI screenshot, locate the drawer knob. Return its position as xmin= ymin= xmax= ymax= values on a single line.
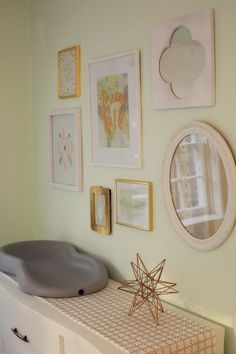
xmin=11 ymin=327 xmax=30 ymax=343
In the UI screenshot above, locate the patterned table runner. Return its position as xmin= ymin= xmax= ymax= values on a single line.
xmin=41 ymin=280 xmax=216 ymax=354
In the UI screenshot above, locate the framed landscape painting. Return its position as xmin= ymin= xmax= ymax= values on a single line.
xmin=115 ymin=179 xmax=153 ymax=231
xmin=89 ymin=50 xmax=142 ymax=168
xmin=49 ymin=108 xmax=83 ymax=191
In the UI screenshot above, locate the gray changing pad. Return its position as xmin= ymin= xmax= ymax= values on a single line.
xmin=0 ymin=240 xmax=108 ymax=297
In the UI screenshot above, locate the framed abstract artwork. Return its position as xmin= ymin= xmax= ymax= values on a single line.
xmin=58 ymin=46 xmax=81 ymax=98
xmin=115 ymin=179 xmax=153 ymax=231
xmin=48 ymin=108 xmax=83 ymax=191
xmin=151 ymin=9 xmax=215 ymax=109
xmin=89 ymin=50 xmax=142 ymax=168
xmin=90 ymin=186 xmax=111 ymax=235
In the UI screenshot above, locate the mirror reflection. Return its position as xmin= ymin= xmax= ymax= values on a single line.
xmin=159 ymin=26 xmax=206 ymax=99
xmin=170 ymin=133 xmax=228 ymax=239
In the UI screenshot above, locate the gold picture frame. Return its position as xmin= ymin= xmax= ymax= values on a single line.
xmin=58 ymin=45 xmax=80 ymax=98
xmin=90 ymin=186 xmax=111 ymax=235
xmin=115 ymin=179 xmax=153 ymax=231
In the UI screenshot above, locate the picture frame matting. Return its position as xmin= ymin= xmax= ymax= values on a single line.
xmin=89 ymin=50 xmax=142 ymax=168
xmin=115 ymin=179 xmax=153 ymax=231
xmin=48 ymin=108 xmax=83 ymax=191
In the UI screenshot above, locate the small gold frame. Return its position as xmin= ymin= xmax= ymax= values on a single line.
xmin=90 ymin=186 xmax=111 ymax=235
xmin=115 ymin=179 xmax=153 ymax=231
xmin=58 ymin=45 xmax=80 ymax=98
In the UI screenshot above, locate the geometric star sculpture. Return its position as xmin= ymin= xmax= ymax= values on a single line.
xmin=118 ymin=254 xmax=179 ymax=324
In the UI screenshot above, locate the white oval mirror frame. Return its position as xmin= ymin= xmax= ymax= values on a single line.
xmin=163 ymin=122 xmax=236 ymax=251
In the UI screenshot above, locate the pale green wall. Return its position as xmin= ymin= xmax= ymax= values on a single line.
xmin=29 ymin=0 xmax=236 ymax=352
xmin=0 ymin=0 xmax=33 ymax=244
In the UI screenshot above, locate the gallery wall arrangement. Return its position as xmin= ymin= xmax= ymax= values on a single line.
xmin=9 ymin=0 xmax=233 ymax=349
xmin=48 ymin=7 xmax=236 ymax=256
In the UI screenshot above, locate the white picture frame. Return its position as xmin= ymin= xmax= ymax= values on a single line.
xmin=89 ymin=50 xmax=142 ymax=168
xmin=48 ymin=108 xmax=83 ymax=191
xmin=151 ymin=9 xmax=215 ymax=109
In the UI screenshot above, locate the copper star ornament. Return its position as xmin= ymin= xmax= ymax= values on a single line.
xmin=118 ymin=254 xmax=178 ymax=324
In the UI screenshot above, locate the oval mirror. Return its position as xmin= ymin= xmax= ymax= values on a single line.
xmin=163 ymin=122 xmax=236 ymax=250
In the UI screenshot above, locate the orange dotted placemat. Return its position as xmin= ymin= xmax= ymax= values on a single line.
xmin=41 ymin=281 xmax=216 ymax=354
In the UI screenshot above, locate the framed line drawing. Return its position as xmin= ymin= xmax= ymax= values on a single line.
xmin=58 ymin=46 xmax=81 ymax=98
xmin=90 ymin=186 xmax=111 ymax=235
xmin=89 ymin=50 xmax=142 ymax=168
xmin=49 ymin=108 xmax=83 ymax=191
xmin=115 ymin=179 xmax=153 ymax=231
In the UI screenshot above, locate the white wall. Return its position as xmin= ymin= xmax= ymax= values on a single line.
xmin=0 ymin=0 xmax=33 ymax=244
xmin=30 ymin=0 xmax=236 ymax=352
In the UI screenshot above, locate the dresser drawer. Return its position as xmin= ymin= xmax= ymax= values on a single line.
xmin=64 ymin=334 xmax=101 ymax=354
xmin=2 ymin=301 xmax=60 ymax=354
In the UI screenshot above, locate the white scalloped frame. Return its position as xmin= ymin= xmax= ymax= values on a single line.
xmin=163 ymin=122 xmax=236 ymax=251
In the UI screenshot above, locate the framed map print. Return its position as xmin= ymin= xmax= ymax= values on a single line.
xmin=90 ymin=186 xmax=111 ymax=235
xmin=89 ymin=50 xmax=142 ymax=168
xmin=49 ymin=108 xmax=83 ymax=191
xmin=58 ymin=46 xmax=81 ymax=98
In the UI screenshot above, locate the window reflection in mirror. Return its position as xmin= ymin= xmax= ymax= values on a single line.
xmin=170 ymin=134 xmax=228 ymax=239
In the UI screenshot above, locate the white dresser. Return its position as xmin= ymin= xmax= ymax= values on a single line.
xmin=0 ymin=272 xmax=224 ymax=354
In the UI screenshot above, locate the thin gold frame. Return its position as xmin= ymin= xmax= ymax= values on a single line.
xmin=115 ymin=179 xmax=153 ymax=231
xmin=58 ymin=46 xmax=80 ymax=98
xmin=90 ymin=186 xmax=111 ymax=235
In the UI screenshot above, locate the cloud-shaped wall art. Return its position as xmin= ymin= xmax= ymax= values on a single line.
xmin=151 ymin=9 xmax=215 ymax=109
xmin=159 ymin=26 xmax=206 ymax=99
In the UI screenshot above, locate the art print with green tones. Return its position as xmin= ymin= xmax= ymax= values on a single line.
xmin=116 ymin=180 xmax=153 ymax=231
